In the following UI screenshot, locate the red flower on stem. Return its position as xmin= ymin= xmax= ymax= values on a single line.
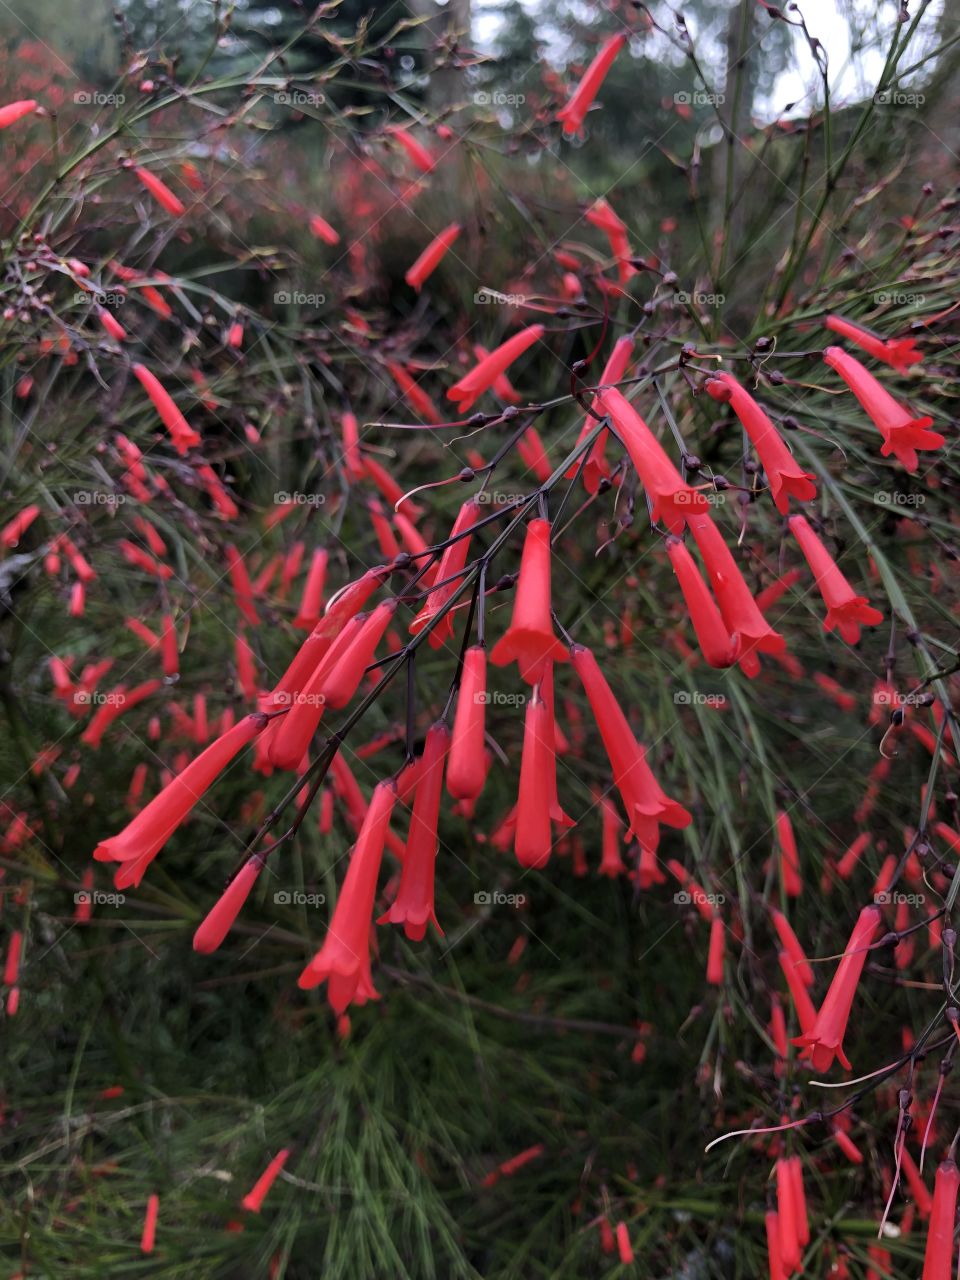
xmin=788 ymin=514 xmax=883 ymax=644
xmin=410 ymin=498 xmax=480 ymax=647
xmin=299 ymin=778 xmax=397 ymax=1010
xmin=825 ymin=313 xmax=923 ymax=372
xmin=447 ymin=325 xmax=544 ymax=414
xmin=665 ymin=536 xmax=740 ymax=668
xmin=565 ymin=335 xmax=635 ymax=491
xmin=823 ymin=345 xmax=943 ymax=471
xmin=705 ymin=372 xmax=816 ymax=514
xmin=405 ymin=223 xmax=461 ymax=292
xmin=922 ymin=1158 xmax=960 ymax=1280
xmin=132 ymin=364 xmax=201 ymax=455
xmin=596 ymin=387 xmax=707 ymax=533
xmin=556 ymin=34 xmax=626 ymax=136
xmin=794 ymin=904 xmax=882 ymax=1071
xmin=380 ymin=723 xmax=450 ymax=939
xmin=490 ymin=518 xmax=567 ymax=684
xmin=446 ymin=646 xmax=488 ymax=801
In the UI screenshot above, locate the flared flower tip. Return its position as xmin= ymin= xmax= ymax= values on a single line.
xmin=824 ymin=598 xmax=885 ymax=645
xmin=193 ymin=857 xmax=263 ymax=954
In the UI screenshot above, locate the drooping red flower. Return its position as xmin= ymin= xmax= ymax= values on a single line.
xmin=386 ymin=360 xmax=442 ymax=424
xmin=596 ymin=387 xmax=707 ymax=533
xmin=405 ymin=223 xmax=461 ymax=292
xmin=293 ymin=549 xmax=329 ymax=630
xmin=490 ymin=518 xmax=567 ymax=684
xmin=570 ymin=645 xmax=691 ymax=848
xmin=0 ymin=99 xmax=37 ymax=129
xmin=775 ymin=810 xmax=802 ymax=898
xmin=769 ymin=907 xmax=813 ymax=987
xmin=514 ymin=687 xmax=557 ymax=870
xmin=1 ymin=503 xmax=41 ymax=548
xmin=706 ymin=915 xmax=725 ymax=985
xmin=386 ymin=125 xmax=436 ymax=173
xmin=194 ymin=856 xmax=263 ymax=954
xmin=705 ymin=372 xmax=816 ymax=515
xmin=776 ymin=1157 xmax=801 ymax=1274
xmin=320 ymin=600 xmax=397 ymax=710
xmin=556 ymin=34 xmax=627 ymax=136
xmin=299 ymin=778 xmax=397 ymax=1008
xmin=241 ymin=1149 xmax=290 ymax=1213
xmin=93 ymin=713 xmax=267 ymax=883
xmin=309 ymin=213 xmax=340 ymax=245
xmin=225 ymin=544 xmax=260 ymax=626
xmin=446 ymin=646 xmax=488 ymax=801
xmin=132 ymin=363 xmax=201 ymax=455
xmin=340 ymin=410 xmax=365 ymax=481
xmin=825 ymin=314 xmax=923 ymax=372
xmin=447 ymin=325 xmax=544 ymax=413
xmin=788 ymin=514 xmax=883 ymax=644
xmin=410 ymin=498 xmax=480 ymax=647
xmin=822 ymin=345 xmax=944 ymax=471
xmin=922 ymin=1158 xmax=960 ymax=1280
xmin=686 ymin=512 xmax=786 ymax=677
xmin=516 ymin=427 xmax=552 ymax=483
xmin=794 ymin=904 xmax=882 ymax=1071
xmin=585 ymin=198 xmax=635 ymax=283
xmin=140 ymin=1193 xmax=159 ymax=1253
xmin=665 ymin=536 xmax=740 ymax=668
xmin=765 ymin=1209 xmax=786 ymax=1280
xmin=380 ymin=723 xmax=450 ymax=939
xmin=565 ymin=335 xmax=634 ymax=490
xmin=133 ymin=166 xmax=186 ymax=217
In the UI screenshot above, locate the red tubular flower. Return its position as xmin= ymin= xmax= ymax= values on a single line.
xmin=133 ymin=166 xmax=186 ymax=216
xmin=571 ymin=645 xmax=691 ymax=847
xmin=241 ymin=1149 xmax=290 ymax=1213
xmin=380 ymin=724 xmax=450 ymax=939
xmin=299 ymin=778 xmax=397 ymax=1007
xmin=405 ymin=223 xmax=461 ymax=292
xmin=132 ymin=363 xmax=201 ymax=455
xmin=490 ymin=519 xmax=566 ymax=683
xmin=779 ymin=949 xmax=817 ymax=1035
xmin=447 ymin=325 xmax=544 ymax=413
xmin=788 ymin=1156 xmax=809 ymax=1247
xmin=901 ymin=1147 xmax=933 ymax=1219
xmin=775 ymin=810 xmax=802 ymax=898
xmin=447 ymin=646 xmax=488 ymax=801
xmin=473 ymin=344 xmax=521 ymax=404
xmin=293 ymin=549 xmax=328 ymax=630
xmin=119 ymin=539 xmax=172 ymax=580
xmin=794 ymin=904 xmax=882 ymax=1071
xmin=226 ymin=321 xmax=243 ymax=349
xmin=825 ymin=314 xmax=923 ymax=372
xmin=556 ymin=34 xmax=626 ymax=136
xmin=368 ymin=499 xmax=400 ymax=561
xmin=386 ymin=360 xmax=442 ymax=424
xmin=161 ymin=613 xmax=179 ymax=678
xmin=140 ymin=1193 xmax=159 ymax=1254
xmin=234 ymin=632 xmax=258 ymax=700
xmin=269 ymin=614 xmax=366 ymax=770
xmin=81 ymin=680 xmax=163 ymax=748
xmin=686 ymin=512 xmax=785 ymax=677
xmin=770 ymin=908 xmax=813 ymax=986
xmin=93 ymin=713 xmax=267 ymax=878
xmin=615 ymin=1222 xmax=633 ymax=1265
xmin=665 ymin=536 xmax=740 ymax=668
xmin=565 ymin=335 xmax=634 ymax=491
xmin=514 ymin=688 xmax=557 ymax=870
xmin=706 ymin=372 xmax=816 ymax=514
xmin=194 ymin=856 xmax=263 ymax=954
xmin=226 ymin=544 xmax=260 ymax=626
xmin=320 ymin=600 xmax=396 ymax=710
xmin=515 ymin=427 xmax=552 ymax=483
xmin=410 ymin=498 xmax=480 ymax=647
xmin=4 ymin=929 xmax=22 ymax=986
xmin=340 ymin=410 xmax=365 ymax=481
xmin=1 ymin=503 xmax=40 ymax=548
xmin=598 ymin=794 xmax=626 ymax=877
xmin=776 ymin=1157 xmax=801 ymax=1274
xmin=788 ymin=515 xmax=883 ymax=644
xmin=585 ymin=198 xmax=635 ymax=282
xmin=0 ymin=99 xmax=37 ymax=129
xmin=596 ymin=387 xmax=707 ymax=533
xmin=706 ymin=915 xmax=725 ymax=985
xmin=823 ymin=345 xmax=943 ymax=471
xmin=836 ymin=833 xmax=871 ymax=880
xmin=387 ymin=126 xmax=436 ymax=173
xmin=309 ymin=214 xmax=340 ymax=245
xmin=922 ymin=1158 xmax=960 ymax=1280
xmin=765 ymin=1210 xmax=786 ymax=1280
